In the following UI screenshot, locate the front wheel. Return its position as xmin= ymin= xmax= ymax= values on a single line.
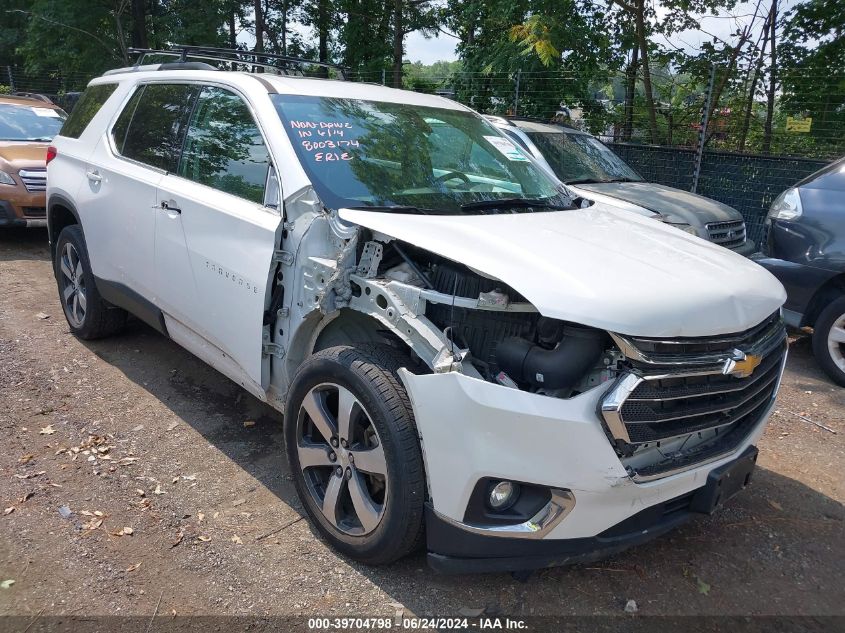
xmin=54 ymin=225 xmax=127 ymax=340
xmin=812 ymin=295 xmax=845 ymax=387
xmin=284 ymin=345 xmax=426 ymax=565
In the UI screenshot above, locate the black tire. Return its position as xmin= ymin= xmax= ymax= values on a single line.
xmin=812 ymin=295 xmax=845 ymax=387
xmin=54 ymin=225 xmax=127 ymax=340
xmin=284 ymin=344 xmax=426 ymax=565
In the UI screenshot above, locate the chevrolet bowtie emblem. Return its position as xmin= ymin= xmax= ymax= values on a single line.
xmin=723 ymin=350 xmax=762 ymax=378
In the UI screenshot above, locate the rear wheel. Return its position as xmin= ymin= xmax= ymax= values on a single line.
xmin=284 ymin=345 xmax=425 ymax=565
xmin=54 ymin=225 xmax=127 ymax=339
xmin=812 ymin=295 xmax=845 ymax=387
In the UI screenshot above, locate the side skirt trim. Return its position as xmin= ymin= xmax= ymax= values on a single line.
xmin=94 ymin=276 xmax=169 ymax=336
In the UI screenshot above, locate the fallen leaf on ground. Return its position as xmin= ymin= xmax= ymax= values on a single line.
xmin=39 ymin=425 xmax=56 ymax=435
xmin=696 ymin=577 xmax=711 ymax=595
xmin=136 ymin=489 xmax=145 ymax=497
xmin=231 ymin=535 xmax=243 ymax=544
xmin=181 ymin=474 xmax=196 ymax=481
xmin=3 ymin=507 xmax=14 ymax=516
xmin=36 ymin=312 xmax=50 ymax=319
xmin=166 ymin=422 xmax=179 ymax=431
xmin=14 ymin=471 xmax=45 ymax=480
xmin=197 ymin=512 xmax=205 ymax=522
xmin=197 ymin=535 xmax=211 ymax=542
xmin=769 ymin=500 xmax=783 ymax=511
xmin=125 ymin=563 xmax=142 ymax=573
xmin=122 ymin=527 xmax=134 ymax=535
xmin=232 ymin=498 xmax=246 ymax=507
xmin=170 ymin=532 xmax=184 ymax=548
xmin=153 ymin=485 xmax=165 ymax=495
xmin=0 ymin=580 xmax=14 ymax=589
xmin=18 ymin=454 xmax=35 ymax=464
xmin=172 ymin=477 xmax=179 ymax=484
xmin=243 ymin=420 xmax=255 ymax=428
xmin=18 ymin=492 xmax=34 ymax=504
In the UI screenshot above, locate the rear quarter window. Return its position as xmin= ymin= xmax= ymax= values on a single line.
xmin=59 ymin=83 xmax=118 ymax=139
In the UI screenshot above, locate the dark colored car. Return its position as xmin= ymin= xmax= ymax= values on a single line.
xmin=755 ymin=157 xmax=845 ymax=386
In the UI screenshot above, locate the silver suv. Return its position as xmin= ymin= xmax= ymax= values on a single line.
xmin=46 ymin=48 xmax=786 ymax=574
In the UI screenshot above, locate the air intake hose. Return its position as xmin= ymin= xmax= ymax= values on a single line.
xmin=496 ymin=325 xmax=606 ymax=390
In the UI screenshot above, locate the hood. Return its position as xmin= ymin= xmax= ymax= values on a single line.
xmin=576 ymin=182 xmax=742 ymax=226
xmin=0 ymin=142 xmax=49 ymax=171
xmin=339 ymin=205 xmax=785 ymax=338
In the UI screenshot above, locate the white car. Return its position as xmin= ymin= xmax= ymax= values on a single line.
xmin=47 ymin=51 xmax=787 ymax=574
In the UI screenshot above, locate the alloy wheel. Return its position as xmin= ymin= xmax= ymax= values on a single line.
xmin=828 ymin=311 xmax=845 ymax=373
xmin=296 ymin=383 xmax=388 ymax=536
xmin=58 ymin=242 xmax=87 ymax=328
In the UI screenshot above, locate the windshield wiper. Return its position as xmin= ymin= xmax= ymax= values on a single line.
xmin=566 ymin=177 xmax=640 ymax=184
xmin=346 ymin=205 xmax=432 ymax=215
xmin=460 ymin=197 xmax=569 ymax=213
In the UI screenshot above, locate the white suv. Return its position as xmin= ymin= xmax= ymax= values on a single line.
xmin=47 ymin=53 xmax=787 ymax=574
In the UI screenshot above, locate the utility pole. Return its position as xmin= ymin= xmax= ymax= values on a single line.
xmin=691 ymin=63 xmax=716 ymax=194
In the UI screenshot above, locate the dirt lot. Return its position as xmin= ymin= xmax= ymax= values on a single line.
xmin=1 ymin=227 xmax=843 ymax=623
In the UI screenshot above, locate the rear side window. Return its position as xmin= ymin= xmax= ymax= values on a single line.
xmin=177 ymin=86 xmax=271 ymax=203
xmin=60 ymin=84 xmax=117 ymax=139
xmin=114 ymin=83 xmax=199 ymax=172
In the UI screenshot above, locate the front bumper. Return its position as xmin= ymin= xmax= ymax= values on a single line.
xmin=731 ymin=238 xmax=757 ymax=258
xmin=0 ymin=199 xmax=47 ymax=228
xmin=398 ymin=370 xmax=771 ymax=572
xmin=427 ymin=446 xmax=758 ymax=573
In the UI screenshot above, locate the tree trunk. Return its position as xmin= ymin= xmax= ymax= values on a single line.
xmin=318 ymin=0 xmax=329 ymax=77
xmin=392 ymin=0 xmax=404 ymax=88
xmin=228 ymin=4 xmax=237 ymax=50
xmin=739 ymin=14 xmax=771 ymax=151
xmin=634 ymin=0 xmax=658 ymax=143
xmin=762 ymin=0 xmax=777 ymax=154
xmin=623 ymin=43 xmax=638 ymax=141
xmin=282 ymin=0 xmax=288 ymax=56
xmin=130 ymin=0 xmax=148 ymax=48
xmin=254 ymin=0 xmax=264 ymax=52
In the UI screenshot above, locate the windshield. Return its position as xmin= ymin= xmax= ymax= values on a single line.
xmin=526 ymin=131 xmax=642 ymax=184
xmin=272 ymin=95 xmax=569 ymax=214
xmin=0 ymin=103 xmax=66 ymax=141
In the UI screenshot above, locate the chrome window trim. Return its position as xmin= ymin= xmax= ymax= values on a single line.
xmin=434 ymin=489 xmax=576 ymax=539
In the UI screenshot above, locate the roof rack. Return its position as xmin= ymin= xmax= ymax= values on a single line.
xmin=125 ymin=45 xmax=348 ymax=80
xmin=9 ymin=92 xmax=54 ymax=104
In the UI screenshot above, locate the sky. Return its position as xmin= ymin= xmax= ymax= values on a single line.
xmin=405 ymin=0 xmax=803 ymax=64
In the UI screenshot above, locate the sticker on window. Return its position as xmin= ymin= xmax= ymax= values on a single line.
xmin=31 ymin=107 xmax=62 ymax=118
xmin=484 ymin=135 xmax=529 ymax=162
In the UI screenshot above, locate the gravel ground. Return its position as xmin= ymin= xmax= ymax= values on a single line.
xmin=0 ymin=227 xmax=843 ymax=622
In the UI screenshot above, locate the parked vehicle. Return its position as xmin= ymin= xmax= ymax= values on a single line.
xmin=755 ymin=157 xmax=845 ymax=386
xmin=0 ymin=94 xmax=67 ymax=227
xmin=47 ymin=49 xmax=787 ymax=573
xmin=485 ymin=116 xmax=756 ymax=256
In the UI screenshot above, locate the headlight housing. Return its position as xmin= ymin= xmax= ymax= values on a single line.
xmin=767 ymin=187 xmax=803 ymax=223
xmin=0 ymin=170 xmax=16 ymax=186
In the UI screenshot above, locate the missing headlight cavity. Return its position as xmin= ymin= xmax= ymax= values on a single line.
xmin=367 ymin=241 xmax=615 ymax=395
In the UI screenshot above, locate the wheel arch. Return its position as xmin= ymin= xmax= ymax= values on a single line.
xmin=47 ymin=194 xmax=82 ymax=264
xmin=803 ymin=273 xmax=845 ymax=327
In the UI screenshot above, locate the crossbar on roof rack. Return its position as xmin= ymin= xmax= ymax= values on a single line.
xmin=127 ymin=46 xmax=348 ymax=80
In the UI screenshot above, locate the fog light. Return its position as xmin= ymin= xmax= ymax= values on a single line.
xmin=488 ymin=481 xmax=520 ymax=511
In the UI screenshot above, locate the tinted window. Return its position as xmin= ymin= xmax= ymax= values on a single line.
xmin=60 ymin=84 xmax=116 ymax=139
xmin=111 ymin=88 xmax=143 ymax=153
xmin=177 ymin=86 xmax=270 ymax=203
xmin=0 ymin=103 xmax=66 ymax=141
xmin=119 ymin=84 xmax=199 ymax=171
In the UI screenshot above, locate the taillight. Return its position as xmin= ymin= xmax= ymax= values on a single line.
xmin=46 ymin=146 xmax=57 ymax=165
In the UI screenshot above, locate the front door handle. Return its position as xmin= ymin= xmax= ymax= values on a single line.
xmin=85 ymin=170 xmax=102 ymax=182
xmin=159 ymin=200 xmax=181 ymax=214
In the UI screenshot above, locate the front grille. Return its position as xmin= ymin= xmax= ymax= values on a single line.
xmin=706 ymin=219 xmax=747 ymax=250
xmin=602 ymin=315 xmax=787 ymax=477
xmin=22 ymin=206 xmax=46 ymax=218
xmin=18 ymin=169 xmax=46 ymax=193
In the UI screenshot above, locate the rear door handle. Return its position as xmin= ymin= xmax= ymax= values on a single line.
xmin=159 ymin=200 xmax=181 ymax=214
xmin=85 ymin=170 xmax=102 ymax=182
